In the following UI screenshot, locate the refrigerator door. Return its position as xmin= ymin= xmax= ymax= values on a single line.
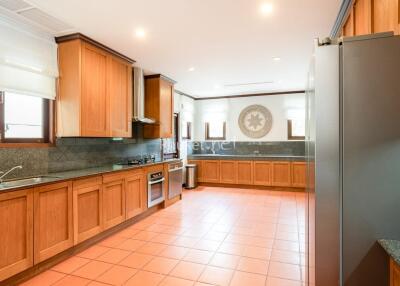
xmin=341 ymin=35 xmax=400 ymax=286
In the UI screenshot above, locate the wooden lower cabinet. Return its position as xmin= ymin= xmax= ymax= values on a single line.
xmin=102 ymin=173 xmax=126 ymax=230
xmin=291 ymin=162 xmax=306 ymax=188
xmin=237 ymin=161 xmax=254 ymax=185
xmin=73 ymin=177 xmax=103 ymax=244
xmin=188 ymin=160 xmax=203 ymax=182
xmin=391 ymin=258 xmax=400 ymax=286
xmin=253 ymin=161 xmax=272 ymax=186
xmin=125 ymin=170 xmax=146 ymax=219
xmin=34 ymin=182 xmax=73 ymax=263
xmin=220 ymin=161 xmax=237 ymax=184
xmin=271 ymin=162 xmax=292 ymax=187
xmin=202 ymin=160 xmax=220 ymax=183
xmin=0 ymin=189 xmax=33 ymax=281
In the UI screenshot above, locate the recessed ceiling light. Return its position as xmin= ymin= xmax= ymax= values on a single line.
xmin=260 ymin=3 xmax=273 ymax=15
xmin=273 ymin=57 xmax=281 ymax=61
xmin=214 ymin=84 xmax=221 ymax=89
xmin=188 ymin=67 xmax=195 ymax=72
xmin=135 ymin=28 xmax=146 ymax=38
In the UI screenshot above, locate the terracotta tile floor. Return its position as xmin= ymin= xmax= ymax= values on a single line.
xmin=21 ymin=186 xmax=306 ymax=286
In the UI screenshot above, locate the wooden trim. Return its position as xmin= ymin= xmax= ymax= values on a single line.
xmin=195 ymin=90 xmax=305 ymax=100
xmin=55 ymin=33 xmax=135 ymax=64
xmin=287 ymin=119 xmax=305 ymax=140
xmin=205 ymin=122 xmax=226 ymax=140
xmin=197 ymin=182 xmax=305 ymax=192
xmin=182 ymin=122 xmax=192 ymax=140
xmin=175 ymin=89 xmax=196 ymax=100
xmin=144 ymin=74 xmax=177 ymax=84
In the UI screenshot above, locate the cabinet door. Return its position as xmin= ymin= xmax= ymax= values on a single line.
xmin=237 ymin=161 xmax=253 ymax=185
xmin=125 ymin=172 xmax=146 ymax=219
xmin=391 ymin=258 xmax=400 ymax=286
xmin=103 ymin=176 xmax=126 ymax=230
xmin=0 ymin=189 xmax=33 ymax=281
xmin=188 ymin=160 xmax=203 ymax=182
xmin=372 ymin=0 xmax=399 ymax=34
xmin=291 ymin=162 xmax=306 ymax=188
xmin=272 ymin=161 xmax=292 ymax=187
xmin=160 ymin=80 xmax=174 ymax=138
xmin=253 ymin=161 xmax=272 ymax=186
xmin=220 ymin=161 xmax=237 ymax=184
xmin=81 ymin=42 xmax=109 ymax=137
xmin=73 ymin=177 xmax=103 ymax=244
xmin=109 ymin=56 xmax=132 ymax=138
xmin=34 ymin=182 xmax=73 ymax=263
xmin=202 ymin=160 xmax=220 ymax=183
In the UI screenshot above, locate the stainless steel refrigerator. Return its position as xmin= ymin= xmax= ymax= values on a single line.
xmin=306 ymin=33 xmax=400 ymax=286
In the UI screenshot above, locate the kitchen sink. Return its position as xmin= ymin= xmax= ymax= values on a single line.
xmin=0 ymin=176 xmax=61 ymax=189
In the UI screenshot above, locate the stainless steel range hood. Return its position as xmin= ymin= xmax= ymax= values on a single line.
xmin=133 ymin=67 xmax=156 ymax=124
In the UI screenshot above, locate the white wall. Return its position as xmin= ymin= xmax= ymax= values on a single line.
xmin=192 ymin=93 xmax=305 ymax=141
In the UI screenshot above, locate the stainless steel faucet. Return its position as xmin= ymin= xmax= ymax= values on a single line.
xmin=0 ymin=165 xmax=23 ymax=183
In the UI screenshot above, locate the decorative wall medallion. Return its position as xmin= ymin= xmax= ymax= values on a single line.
xmin=238 ymin=105 xmax=273 ymax=138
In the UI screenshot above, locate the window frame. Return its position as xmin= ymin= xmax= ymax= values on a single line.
xmin=182 ymin=121 xmax=192 ymax=140
xmin=205 ymin=121 xmax=226 ymax=141
xmin=0 ymin=91 xmax=54 ymax=146
xmin=287 ymin=119 xmax=305 ymax=140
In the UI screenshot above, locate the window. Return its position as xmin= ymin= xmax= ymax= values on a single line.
xmin=205 ymin=121 xmax=226 ymax=140
xmin=288 ymin=119 xmax=305 ymax=140
xmin=182 ymin=121 xmax=192 ymax=140
xmin=0 ymin=91 xmax=50 ymax=143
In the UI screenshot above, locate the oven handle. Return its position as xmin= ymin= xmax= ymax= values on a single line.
xmin=149 ymin=178 xmax=165 ymax=185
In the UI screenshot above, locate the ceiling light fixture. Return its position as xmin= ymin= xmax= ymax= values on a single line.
xmin=273 ymin=57 xmax=281 ymax=61
xmin=188 ymin=67 xmax=195 ymax=72
xmin=260 ymin=3 xmax=273 ymax=15
xmin=135 ymin=28 xmax=146 ymax=38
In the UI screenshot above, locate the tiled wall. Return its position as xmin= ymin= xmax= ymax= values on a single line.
xmin=188 ymin=141 xmax=305 ymax=156
xmin=0 ymin=127 xmax=161 ymax=179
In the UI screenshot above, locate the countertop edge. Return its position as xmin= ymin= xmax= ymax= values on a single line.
xmin=187 ymin=155 xmax=306 ymax=161
xmin=378 ymin=239 xmax=400 ymax=265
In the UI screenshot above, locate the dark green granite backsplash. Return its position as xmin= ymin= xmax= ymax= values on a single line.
xmin=0 ymin=137 xmax=161 ymax=180
xmin=188 ymin=141 xmax=305 ymax=156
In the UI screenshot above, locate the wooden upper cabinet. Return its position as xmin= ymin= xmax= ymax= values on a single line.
xmin=33 ymin=182 xmax=73 ymax=263
xmin=102 ymin=173 xmax=126 ymax=230
xmin=56 ymin=34 xmax=133 ymax=138
xmin=109 ymin=56 xmax=133 ymax=137
xmin=272 ymin=161 xmax=292 ymax=187
xmin=291 ymin=162 xmax=306 ymax=188
xmin=143 ymin=75 xmax=175 ymax=139
xmin=125 ymin=170 xmax=146 ymax=219
xmin=372 ymin=0 xmax=399 ymax=34
xmin=0 ymin=189 xmax=33 ymax=281
xmin=237 ymin=161 xmax=253 ymax=185
xmin=220 ymin=161 xmax=237 ymax=184
xmin=73 ymin=176 xmax=103 ymax=244
xmin=354 ymin=0 xmax=372 ymax=35
xmin=253 ymin=161 xmax=272 ymax=186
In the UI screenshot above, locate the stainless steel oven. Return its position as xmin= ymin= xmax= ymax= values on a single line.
xmin=147 ymin=171 xmax=165 ymax=208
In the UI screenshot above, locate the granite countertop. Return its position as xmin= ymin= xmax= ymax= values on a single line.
xmin=378 ymin=239 xmax=400 ymax=265
xmin=187 ymin=154 xmax=306 ymax=161
xmin=0 ymin=158 xmax=181 ymax=193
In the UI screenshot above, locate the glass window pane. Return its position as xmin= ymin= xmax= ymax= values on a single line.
xmin=4 ymin=92 xmax=43 ymax=139
xmin=292 ymin=119 xmax=305 ymax=137
xmin=182 ymin=121 xmax=188 ymax=138
xmin=208 ymin=121 xmax=224 ymax=138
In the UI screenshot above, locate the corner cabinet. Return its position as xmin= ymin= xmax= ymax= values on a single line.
xmin=56 ymin=34 xmax=133 ymax=138
xmin=143 ymin=75 xmax=175 ymax=139
xmin=0 ymin=189 xmax=33 ymax=281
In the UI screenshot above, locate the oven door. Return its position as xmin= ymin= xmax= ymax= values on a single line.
xmin=148 ymin=177 xmax=165 ymax=208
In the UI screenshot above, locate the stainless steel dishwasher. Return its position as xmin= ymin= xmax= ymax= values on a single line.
xmin=168 ymin=161 xmax=183 ymax=199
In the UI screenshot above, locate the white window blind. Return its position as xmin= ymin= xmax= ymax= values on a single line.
xmin=0 ymin=16 xmax=58 ymax=99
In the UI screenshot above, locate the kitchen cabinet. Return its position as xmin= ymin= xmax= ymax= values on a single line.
xmin=342 ymin=0 xmax=399 ymax=37
xmin=253 ymin=161 xmax=272 ymax=186
xmin=237 ymin=161 xmax=254 ymax=185
xmin=102 ymin=173 xmax=126 ymax=229
xmin=73 ymin=177 xmax=103 ymax=244
xmin=56 ymin=34 xmax=133 ymax=138
xmin=220 ymin=161 xmax=237 ymax=184
xmin=291 ymin=162 xmax=307 ymax=188
xmin=125 ymin=169 xmax=147 ymax=219
xmin=188 ymin=160 xmax=204 ymax=182
xmin=34 ymin=182 xmax=73 ymax=263
xmin=391 ymin=258 xmax=400 ymax=286
xmin=271 ymin=162 xmax=292 ymax=187
xmin=0 ymin=189 xmax=33 ymax=281
xmin=143 ymin=75 xmax=175 ymax=139
xmin=202 ymin=160 xmax=220 ymax=183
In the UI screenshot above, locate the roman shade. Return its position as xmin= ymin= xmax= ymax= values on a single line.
xmin=0 ymin=15 xmax=58 ymax=100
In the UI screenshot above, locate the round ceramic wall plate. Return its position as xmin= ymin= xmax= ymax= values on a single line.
xmin=238 ymin=105 xmax=273 ymax=138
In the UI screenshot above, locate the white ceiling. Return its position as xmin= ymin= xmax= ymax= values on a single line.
xmin=26 ymin=0 xmax=341 ymax=98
